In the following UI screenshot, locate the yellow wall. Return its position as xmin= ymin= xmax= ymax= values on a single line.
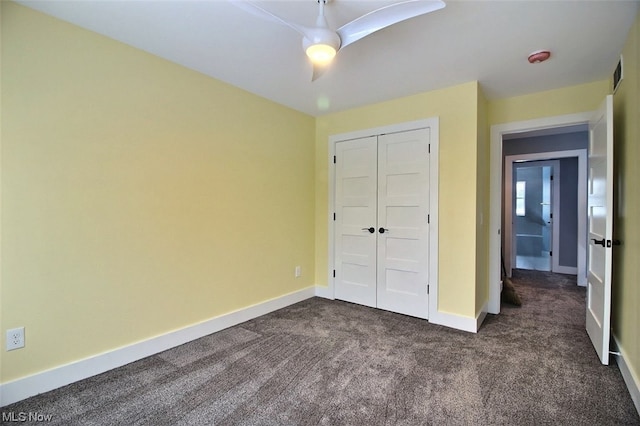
xmin=475 ymin=87 xmax=489 ymax=315
xmin=1 ymin=2 xmax=316 ymax=382
xmin=315 ymin=81 xmax=481 ymax=318
xmin=489 ymin=80 xmax=610 ymax=125
xmin=612 ymin=10 xmax=640 ymax=397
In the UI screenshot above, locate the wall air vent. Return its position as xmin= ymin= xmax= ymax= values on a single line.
xmin=613 ymin=56 xmax=623 ymax=94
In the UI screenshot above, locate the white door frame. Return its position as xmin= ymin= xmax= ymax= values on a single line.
xmin=489 ymin=112 xmax=591 ymax=314
xmin=505 ymin=154 xmax=586 ymax=277
xmin=327 ymin=118 xmax=439 ymax=318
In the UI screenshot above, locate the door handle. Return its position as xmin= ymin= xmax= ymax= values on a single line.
xmin=591 ymin=238 xmax=606 ymax=247
xmin=361 ymin=227 xmax=375 ymax=234
xmin=379 ymin=227 xmax=389 ymax=234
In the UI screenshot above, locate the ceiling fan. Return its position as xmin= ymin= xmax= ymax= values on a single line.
xmin=232 ymin=0 xmax=446 ymax=80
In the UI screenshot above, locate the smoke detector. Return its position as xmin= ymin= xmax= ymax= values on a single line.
xmin=528 ymin=50 xmax=551 ymax=63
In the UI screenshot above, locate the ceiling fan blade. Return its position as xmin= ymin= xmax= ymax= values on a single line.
xmin=337 ymin=0 xmax=445 ymax=50
xmin=311 ymin=63 xmax=330 ymax=82
xmin=230 ymin=0 xmax=311 ymax=38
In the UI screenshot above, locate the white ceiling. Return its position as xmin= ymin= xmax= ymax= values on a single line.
xmin=17 ymin=0 xmax=640 ymax=116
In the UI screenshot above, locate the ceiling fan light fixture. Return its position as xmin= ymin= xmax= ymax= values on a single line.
xmin=306 ymin=43 xmax=337 ymax=65
xmin=303 ymin=26 xmax=341 ymax=66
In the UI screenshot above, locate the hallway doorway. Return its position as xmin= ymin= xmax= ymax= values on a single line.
xmin=503 ymin=147 xmax=587 ymax=280
xmin=513 ymin=161 xmax=557 ymax=272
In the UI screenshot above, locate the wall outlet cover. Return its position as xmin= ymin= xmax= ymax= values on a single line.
xmin=6 ymin=327 xmax=25 ymax=351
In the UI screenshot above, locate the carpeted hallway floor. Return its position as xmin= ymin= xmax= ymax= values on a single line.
xmin=3 ymin=270 xmax=639 ymax=425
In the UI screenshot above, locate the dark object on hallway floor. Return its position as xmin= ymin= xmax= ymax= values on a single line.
xmin=3 ymin=270 xmax=639 ymax=425
xmin=501 ymin=254 xmax=522 ymax=306
xmin=501 ymin=276 xmax=522 ymax=306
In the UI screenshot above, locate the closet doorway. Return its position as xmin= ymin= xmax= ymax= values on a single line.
xmin=328 ymin=119 xmax=439 ymax=320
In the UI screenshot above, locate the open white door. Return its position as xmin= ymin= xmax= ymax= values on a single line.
xmin=586 ymin=95 xmax=614 ymax=365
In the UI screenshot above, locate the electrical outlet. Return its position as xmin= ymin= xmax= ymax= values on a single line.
xmin=6 ymin=327 xmax=25 ymax=351
xmin=295 ymin=266 xmax=301 ymax=278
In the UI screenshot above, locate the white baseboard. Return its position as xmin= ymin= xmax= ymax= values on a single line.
xmin=613 ymin=336 xmax=640 ymax=416
xmin=577 ymin=273 xmax=587 ymax=287
xmin=0 ymin=286 xmax=316 ymax=407
xmin=555 ymin=265 xmax=578 ymax=275
xmin=429 ymin=310 xmax=478 ymax=333
xmin=317 ymin=285 xmax=478 ymax=333
xmin=314 ymin=285 xmax=334 ymax=299
xmin=476 ymin=302 xmax=488 ymax=330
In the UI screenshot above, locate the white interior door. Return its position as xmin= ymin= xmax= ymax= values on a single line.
xmin=586 ymin=95 xmax=614 ymax=365
xmin=334 ymin=137 xmax=378 ymax=307
xmin=334 ymin=130 xmax=430 ymax=318
xmin=377 ymin=130 xmax=430 ymax=318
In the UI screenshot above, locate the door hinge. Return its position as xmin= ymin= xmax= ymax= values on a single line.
xmin=333 ymin=155 xmax=336 ymax=164
xmin=428 ymin=144 xmax=431 ymax=154
xmin=333 ymin=269 xmax=336 ymax=278
xmin=333 ymin=212 xmax=336 ymax=221
xmin=427 ymin=284 xmax=430 ymax=295
xmin=550 ymin=213 xmax=553 ymax=219
xmin=550 ymin=251 xmax=553 ymax=256
xmin=427 ymin=214 xmax=430 ymax=224
xmin=551 ymin=175 xmax=554 ymax=181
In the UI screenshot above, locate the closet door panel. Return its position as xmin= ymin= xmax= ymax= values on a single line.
xmin=377 ymin=129 xmax=430 ymax=319
xmin=334 ymin=137 xmax=378 ymax=307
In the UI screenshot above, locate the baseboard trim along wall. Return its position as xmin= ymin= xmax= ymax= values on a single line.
xmin=555 ymin=265 xmax=578 ymax=275
xmin=613 ymin=336 xmax=640 ymax=416
xmin=315 ymin=286 xmax=481 ymax=333
xmin=314 ymin=285 xmax=334 ymax=300
xmin=0 ymin=286 xmax=316 ymax=407
xmin=429 ymin=311 xmax=478 ymax=333
xmin=476 ymin=303 xmax=488 ymax=331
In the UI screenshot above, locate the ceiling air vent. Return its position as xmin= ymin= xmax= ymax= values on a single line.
xmin=613 ymin=56 xmax=623 ymax=94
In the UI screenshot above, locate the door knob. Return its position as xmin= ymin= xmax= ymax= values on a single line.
xmin=379 ymin=227 xmax=389 ymax=234
xmin=591 ymin=238 xmax=606 ymax=247
xmin=361 ymin=227 xmax=375 ymax=234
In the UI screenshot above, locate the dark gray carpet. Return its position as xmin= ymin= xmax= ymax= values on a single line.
xmin=3 ymin=270 xmax=639 ymax=425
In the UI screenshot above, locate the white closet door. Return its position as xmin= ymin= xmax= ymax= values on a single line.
xmin=376 ymin=129 xmax=430 ymax=319
xmin=334 ymin=137 xmax=378 ymax=307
